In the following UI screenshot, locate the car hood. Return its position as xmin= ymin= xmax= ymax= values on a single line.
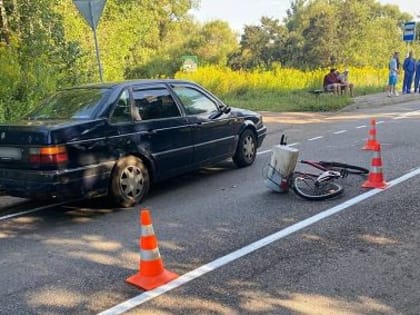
xmin=230 ymin=107 xmax=262 ymax=121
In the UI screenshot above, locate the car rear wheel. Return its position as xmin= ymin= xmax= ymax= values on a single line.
xmin=233 ymin=129 xmax=257 ymax=167
xmin=110 ymin=156 xmax=150 ymax=208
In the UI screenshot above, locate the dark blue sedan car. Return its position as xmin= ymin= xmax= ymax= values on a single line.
xmin=0 ymin=80 xmax=266 ymax=207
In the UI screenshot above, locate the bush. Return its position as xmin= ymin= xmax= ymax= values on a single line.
xmin=175 ymin=66 xmax=387 ymax=111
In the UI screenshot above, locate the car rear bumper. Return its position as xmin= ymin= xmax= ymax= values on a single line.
xmin=0 ymin=162 xmax=114 ymax=200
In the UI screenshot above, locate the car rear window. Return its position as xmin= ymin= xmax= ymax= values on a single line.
xmin=24 ymin=88 xmax=111 ymax=120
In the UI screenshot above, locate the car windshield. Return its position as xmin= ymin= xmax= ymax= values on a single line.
xmin=25 ymin=88 xmax=110 ymax=120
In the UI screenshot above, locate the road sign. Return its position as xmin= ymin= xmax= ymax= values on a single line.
xmin=73 ymin=0 xmax=106 ymax=30
xmin=181 ymin=56 xmax=198 ymax=72
xmin=403 ymin=21 xmax=416 ymax=42
xmin=72 ymin=0 xmax=107 ymax=82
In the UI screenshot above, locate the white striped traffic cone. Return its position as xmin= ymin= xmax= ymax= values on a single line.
xmin=126 ymin=209 xmax=178 ymax=290
xmin=362 ymin=143 xmax=388 ymax=189
xmin=362 ymin=118 xmax=380 ymax=150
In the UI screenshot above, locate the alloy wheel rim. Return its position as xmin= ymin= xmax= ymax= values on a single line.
xmin=119 ymin=165 xmax=144 ymax=199
xmin=243 ymin=135 xmax=255 ymax=161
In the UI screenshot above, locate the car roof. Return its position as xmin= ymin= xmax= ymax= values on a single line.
xmin=62 ymin=79 xmax=196 ymax=90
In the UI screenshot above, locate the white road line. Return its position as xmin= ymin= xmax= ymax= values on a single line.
xmin=376 ymin=121 xmax=385 ymax=124
xmin=333 ymin=130 xmax=347 ymax=135
xmin=308 ymin=136 xmax=323 ymax=141
xmin=98 ymin=166 xmax=420 ymax=315
xmin=288 ymin=142 xmax=299 ymax=147
xmin=392 ymin=109 xmax=420 ymax=120
xmin=0 ymin=201 xmax=72 ymax=221
xmin=257 ymin=149 xmax=272 ymax=156
xmin=356 ymin=125 xmax=366 ymax=129
xmin=0 ymin=198 xmax=85 ymax=222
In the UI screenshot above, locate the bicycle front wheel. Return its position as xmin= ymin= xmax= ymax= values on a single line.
xmin=292 ymin=173 xmax=343 ymax=201
xmin=319 ymin=161 xmax=369 ymax=175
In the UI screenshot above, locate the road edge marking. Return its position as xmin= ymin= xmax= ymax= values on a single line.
xmin=0 ymin=201 xmax=78 ymax=221
xmin=308 ymin=136 xmax=323 ymax=141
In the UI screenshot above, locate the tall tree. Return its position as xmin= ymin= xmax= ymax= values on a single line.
xmin=300 ymin=3 xmax=339 ymax=68
xmin=59 ymin=0 xmax=199 ymax=80
xmin=228 ymin=17 xmax=287 ymax=70
xmin=189 ymin=20 xmax=238 ymax=65
xmin=0 ymin=0 xmax=10 ymax=44
xmin=278 ymin=0 xmax=413 ymax=69
xmin=0 ymin=0 xmax=85 ymax=120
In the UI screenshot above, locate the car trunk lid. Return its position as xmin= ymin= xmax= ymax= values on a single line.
xmin=0 ymin=122 xmax=66 ymax=170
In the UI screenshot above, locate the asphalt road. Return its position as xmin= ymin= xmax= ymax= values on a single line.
xmin=1 ymin=97 xmax=420 ymax=315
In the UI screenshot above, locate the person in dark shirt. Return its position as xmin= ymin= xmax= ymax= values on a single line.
xmin=323 ymin=69 xmax=341 ymax=95
xmin=414 ymin=59 xmax=420 ymax=93
xmin=403 ymin=51 xmax=416 ymax=93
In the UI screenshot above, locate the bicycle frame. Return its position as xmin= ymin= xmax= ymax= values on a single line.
xmin=297 ymin=160 xmax=343 ymax=181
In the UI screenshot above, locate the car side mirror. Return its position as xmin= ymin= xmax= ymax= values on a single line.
xmin=209 ymin=105 xmax=230 ymax=119
xmin=209 ymin=111 xmax=223 ymax=120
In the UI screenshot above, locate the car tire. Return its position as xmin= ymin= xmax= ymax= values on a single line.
xmin=109 ymin=155 xmax=150 ymax=208
xmin=233 ymin=129 xmax=257 ymax=167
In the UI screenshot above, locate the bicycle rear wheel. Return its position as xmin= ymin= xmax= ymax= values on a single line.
xmin=318 ymin=161 xmax=369 ymax=175
xmin=292 ymin=173 xmax=343 ymax=201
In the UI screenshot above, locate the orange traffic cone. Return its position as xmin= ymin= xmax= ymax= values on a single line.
xmin=362 ymin=144 xmax=388 ymax=189
xmin=362 ymin=119 xmax=380 ymax=150
xmin=126 ymin=209 xmax=178 ymax=290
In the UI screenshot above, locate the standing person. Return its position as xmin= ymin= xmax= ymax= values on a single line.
xmin=402 ymin=51 xmax=416 ymax=93
xmin=387 ymin=52 xmax=399 ymax=97
xmin=414 ymin=59 xmax=420 ymax=93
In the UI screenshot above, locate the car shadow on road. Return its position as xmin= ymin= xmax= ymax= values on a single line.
xmin=147 ymin=160 xmax=238 ymax=199
xmin=0 ymin=160 xmax=239 ymax=232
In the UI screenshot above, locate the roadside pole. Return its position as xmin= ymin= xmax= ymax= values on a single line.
xmin=73 ymin=0 xmax=107 ymax=82
xmin=92 ymin=24 xmax=103 ymax=82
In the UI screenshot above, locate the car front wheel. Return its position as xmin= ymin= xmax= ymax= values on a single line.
xmin=233 ymin=129 xmax=257 ymax=167
xmin=110 ymin=155 xmax=150 ymax=208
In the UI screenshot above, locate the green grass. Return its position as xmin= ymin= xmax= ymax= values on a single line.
xmin=220 ymin=86 xmax=384 ymax=112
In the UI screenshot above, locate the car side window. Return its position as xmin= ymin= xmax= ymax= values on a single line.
xmin=172 ymin=86 xmax=219 ymax=116
xmin=132 ymin=88 xmax=181 ymax=120
xmin=110 ymin=90 xmax=131 ymax=123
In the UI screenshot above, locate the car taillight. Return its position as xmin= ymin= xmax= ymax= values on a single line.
xmin=29 ymin=145 xmax=68 ymax=165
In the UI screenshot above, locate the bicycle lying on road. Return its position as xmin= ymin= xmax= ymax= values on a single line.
xmin=288 ymin=160 xmax=368 ymax=200
xmin=264 ymin=136 xmax=369 ymax=201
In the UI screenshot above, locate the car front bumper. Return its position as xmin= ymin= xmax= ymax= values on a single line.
xmin=256 ymin=125 xmax=267 ymax=147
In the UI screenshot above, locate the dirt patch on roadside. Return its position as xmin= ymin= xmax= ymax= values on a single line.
xmin=262 ymin=111 xmax=333 ymax=124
